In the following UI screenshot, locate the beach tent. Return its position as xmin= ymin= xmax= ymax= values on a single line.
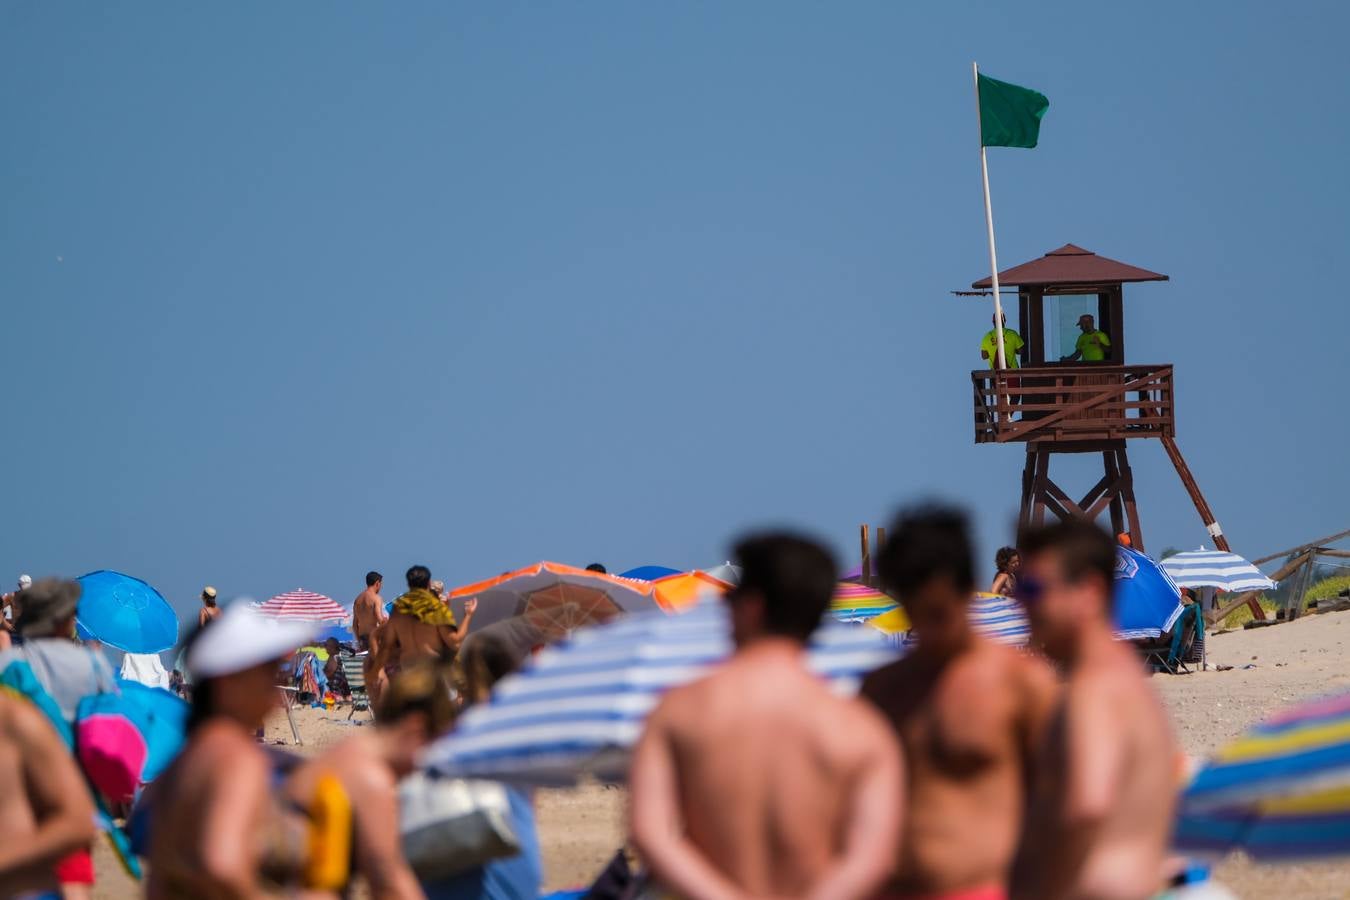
xmin=449 ymin=562 xmax=661 ymax=640
xmin=421 ymin=601 xmax=899 ymax=785
xmin=1175 ymin=689 xmax=1350 ymax=859
xmin=256 ymin=590 xmax=349 ymax=623
xmin=75 ymin=571 xmax=179 ymax=655
xmin=1161 ymin=549 xmax=1277 ymax=594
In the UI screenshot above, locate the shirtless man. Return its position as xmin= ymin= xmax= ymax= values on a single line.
xmin=0 ymin=692 xmax=97 ymax=893
xmin=351 ymin=570 xmax=385 ymax=652
xmin=374 ymin=565 xmax=476 ymax=672
xmin=631 ymin=533 xmax=902 ymax=900
xmin=861 ymin=506 xmax=1056 ymax=900
xmin=1011 ymin=520 xmax=1178 ymax=900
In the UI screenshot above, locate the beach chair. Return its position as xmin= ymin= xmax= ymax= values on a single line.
xmin=275 ymin=685 xmax=304 ymax=745
xmin=1138 ymin=604 xmax=1202 ymax=675
xmin=343 ymin=653 xmax=370 ymax=721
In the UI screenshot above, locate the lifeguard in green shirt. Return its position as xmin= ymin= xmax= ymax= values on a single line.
xmin=979 ymin=313 xmax=1025 ymax=369
xmin=1062 ymin=314 xmax=1111 ymax=363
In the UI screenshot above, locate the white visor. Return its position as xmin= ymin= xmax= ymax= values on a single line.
xmin=187 ymin=602 xmax=318 ymax=679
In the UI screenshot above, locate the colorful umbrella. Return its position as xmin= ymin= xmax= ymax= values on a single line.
xmin=651 ymin=571 xmax=731 ymax=612
xmin=866 ymin=593 xmax=1025 ymax=645
xmin=1175 ymin=690 xmax=1350 ymax=859
xmin=75 ymin=571 xmax=179 ymax=654
xmin=450 ymin=562 xmax=661 ymax=640
xmin=115 ymin=679 xmax=189 ymax=782
xmin=1161 ymin=549 xmax=1277 ymax=594
xmin=421 ymin=601 xmax=900 ymax=785
xmin=618 ymin=565 xmax=682 ymax=581
xmin=829 ymin=582 xmax=897 ymax=623
xmin=1114 ymin=548 xmax=1184 ymax=640
xmin=255 ymin=590 xmax=349 ymax=623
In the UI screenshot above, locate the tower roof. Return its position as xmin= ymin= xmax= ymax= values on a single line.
xmin=972 ymin=244 xmax=1168 ymax=289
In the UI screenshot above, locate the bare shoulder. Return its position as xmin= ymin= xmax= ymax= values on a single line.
xmin=3 ymin=694 xmax=57 ymax=746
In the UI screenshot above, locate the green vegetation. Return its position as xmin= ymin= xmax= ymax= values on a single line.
xmin=1217 ymin=594 xmax=1279 ymax=630
xmin=1308 ymin=574 xmax=1350 ymax=604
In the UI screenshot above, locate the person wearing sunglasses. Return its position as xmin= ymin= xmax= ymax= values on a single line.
xmin=1010 ymin=521 xmax=1177 ymax=900
xmin=861 ymin=506 xmax=1056 ymax=900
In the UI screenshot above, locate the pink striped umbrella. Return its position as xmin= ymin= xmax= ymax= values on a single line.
xmin=255 ymin=589 xmax=349 ymax=623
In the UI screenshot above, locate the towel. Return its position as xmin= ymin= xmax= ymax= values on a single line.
xmin=393 ymin=588 xmax=457 ymax=627
xmin=119 ymin=653 xmax=171 ymax=690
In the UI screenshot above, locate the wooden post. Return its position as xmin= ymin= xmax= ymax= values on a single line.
xmin=1209 ymin=549 xmax=1315 ymax=625
xmin=1290 ymin=548 xmax=1322 ymax=621
xmin=1116 ymin=448 xmax=1144 ymax=552
xmin=876 ymin=527 xmax=887 ymax=561
xmin=860 ymin=525 xmax=871 ymax=588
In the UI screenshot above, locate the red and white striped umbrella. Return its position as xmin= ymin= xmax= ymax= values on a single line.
xmin=255 ymin=589 xmax=349 ymax=623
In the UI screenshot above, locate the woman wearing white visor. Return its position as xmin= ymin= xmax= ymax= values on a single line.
xmin=146 ymin=601 xmax=317 ymax=899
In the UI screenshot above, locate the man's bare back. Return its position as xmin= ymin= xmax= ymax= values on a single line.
xmin=632 ymin=644 xmax=902 ymax=900
xmin=862 ymin=637 xmax=1055 ymax=897
xmin=380 ymin=611 xmax=455 ymax=667
xmin=352 ymin=587 xmax=384 ymax=646
xmin=1015 ymin=637 xmax=1176 ymax=900
xmin=0 ymin=695 xmax=96 ymax=892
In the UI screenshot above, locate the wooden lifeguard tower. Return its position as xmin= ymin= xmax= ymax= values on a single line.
xmin=970 ymin=244 xmax=1233 ymax=559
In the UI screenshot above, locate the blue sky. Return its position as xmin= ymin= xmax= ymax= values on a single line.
xmin=4 ymin=2 xmax=1347 ymax=624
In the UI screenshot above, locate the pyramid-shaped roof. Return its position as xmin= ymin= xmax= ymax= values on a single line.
xmin=972 ymin=244 xmax=1168 ymax=289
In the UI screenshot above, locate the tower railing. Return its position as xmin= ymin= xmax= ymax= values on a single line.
xmin=972 ymin=364 xmax=1174 ymax=444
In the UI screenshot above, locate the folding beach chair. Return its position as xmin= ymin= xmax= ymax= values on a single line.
xmin=275 ymin=684 xmax=304 ymax=745
xmin=1138 ymin=604 xmax=1202 ymax=675
xmin=343 ymin=653 xmax=370 ymax=721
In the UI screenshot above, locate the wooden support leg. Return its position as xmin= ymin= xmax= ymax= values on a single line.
xmin=1032 ymin=449 xmax=1052 ymax=526
xmin=1104 ymin=452 xmax=1126 ymax=539
xmin=1116 ymin=449 xmax=1145 ymax=553
xmin=1160 ymin=437 xmax=1262 ymax=620
xmin=1019 ymin=450 xmax=1037 ymax=531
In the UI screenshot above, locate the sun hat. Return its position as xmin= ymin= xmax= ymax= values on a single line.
xmin=201 ymin=585 xmax=217 ymax=600
xmin=16 ymin=577 xmax=81 ymax=636
xmin=186 ymin=601 xmax=317 ymax=679
xmin=17 ymin=574 xmax=32 ymax=590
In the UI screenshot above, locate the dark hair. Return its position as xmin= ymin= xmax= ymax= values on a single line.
xmin=1018 ymin=519 xmax=1116 ymax=597
xmin=877 ymin=504 xmax=976 ymax=596
xmin=365 ymin=571 xmax=383 ymax=587
xmin=732 ymin=533 xmax=836 ymax=642
xmin=995 ymin=546 xmax=1019 ymax=573
xmin=462 ymin=634 xmax=518 ymax=705
xmin=406 ymin=565 xmax=431 ymax=590
xmin=584 ymin=563 xmax=607 ymax=574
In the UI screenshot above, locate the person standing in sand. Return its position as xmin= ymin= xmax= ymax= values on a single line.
xmin=0 ymin=692 xmax=97 ymax=894
xmin=285 ymin=661 xmax=457 ymax=900
xmin=370 ymin=565 xmax=475 ymax=707
xmin=146 ymin=603 xmax=317 ymax=898
xmin=197 ymin=585 xmax=220 ymax=628
xmin=1011 ymin=520 xmax=1178 ymax=900
xmin=861 ymin=506 xmax=1057 ymax=900
xmin=631 ymin=533 xmax=903 ymax=900
xmin=352 ymin=570 xmax=386 ymax=652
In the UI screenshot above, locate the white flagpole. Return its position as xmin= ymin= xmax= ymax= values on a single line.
xmin=973 ymin=62 xmax=1008 ymax=375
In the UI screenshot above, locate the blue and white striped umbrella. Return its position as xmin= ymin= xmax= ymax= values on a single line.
xmin=1161 ymin=548 xmax=1277 ymax=594
xmin=421 ymin=602 xmax=900 ymax=785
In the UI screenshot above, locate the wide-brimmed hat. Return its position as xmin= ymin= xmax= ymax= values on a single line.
xmin=201 ymin=585 xmax=217 ymax=600
xmin=186 ymin=601 xmax=317 ymax=679
xmin=16 ymin=578 xmax=81 ymax=636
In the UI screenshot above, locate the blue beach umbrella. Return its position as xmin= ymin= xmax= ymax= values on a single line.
xmin=1113 ymin=548 xmax=1184 ymax=640
xmin=314 ymin=623 xmax=356 ymax=645
xmin=422 ymin=601 xmax=900 ymax=786
xmin=115 ymin=679 xmax=189 ymax=782
xmin=617 ymin=565 xmax=682 ymax=582
xmin=75 ymin=571 xmax=179 ymax=654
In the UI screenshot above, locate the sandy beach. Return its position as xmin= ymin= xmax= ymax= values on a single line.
xmin=91 ymin=606 xmax=1350 ymax=899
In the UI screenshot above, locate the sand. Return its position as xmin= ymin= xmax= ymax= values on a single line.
xmin=92 ymin=606 xmax=1350 ymax=898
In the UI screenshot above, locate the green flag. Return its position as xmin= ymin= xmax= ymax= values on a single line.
xmin=978 ymin=73 xmax=1048 ymax=148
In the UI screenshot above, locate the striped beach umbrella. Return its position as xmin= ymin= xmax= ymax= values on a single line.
xmin=867 ymin=593 xmax=1027 ymax=645
xmin=421 ymin=601 xmax=900 ymax=785
xmin=255 ymin=590 xmax=349 ymax=622
xmin=1175 ymin=690 xmax=1350 ymax=859
xmin=1162 ymin=548 xmax=1277 ymax=594
xmin=830 ymin=582 xmax=897 ymax=623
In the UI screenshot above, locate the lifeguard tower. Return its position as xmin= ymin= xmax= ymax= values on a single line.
xmin=970 ymin=244 xmax=1231 ymax=558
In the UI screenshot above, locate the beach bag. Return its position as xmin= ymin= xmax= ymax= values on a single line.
xmin=76 ymin=692 xmax=150 ymax=803
xmin=399 ymin=772 xmax=520 ymax=881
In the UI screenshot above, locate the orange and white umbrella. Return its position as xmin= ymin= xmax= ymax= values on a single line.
xmin=650 ymin=570 xmax=732 ymax=612
xmin=449 ymin=562 xmax=661 ymax=641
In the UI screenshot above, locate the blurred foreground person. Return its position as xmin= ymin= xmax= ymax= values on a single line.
xmin=0 ymin=692 xmax=97 ymax=894
xmin=1012 ymin=521 xmax=1177 ymax=900
xmin=147 ymin=603 xmax=316 ymax=899
xmin=862 ymin=507 xmax=1055 ymax=900
xmin=631 ymin=533 xmax=902 ymax=900
xmin=0 ymin=577 xmax=117 ymax=897
xmin=423 ymin=635 xmax=542 ymax=900
xmin=286 ymin=662 xmax=456 ymax=899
